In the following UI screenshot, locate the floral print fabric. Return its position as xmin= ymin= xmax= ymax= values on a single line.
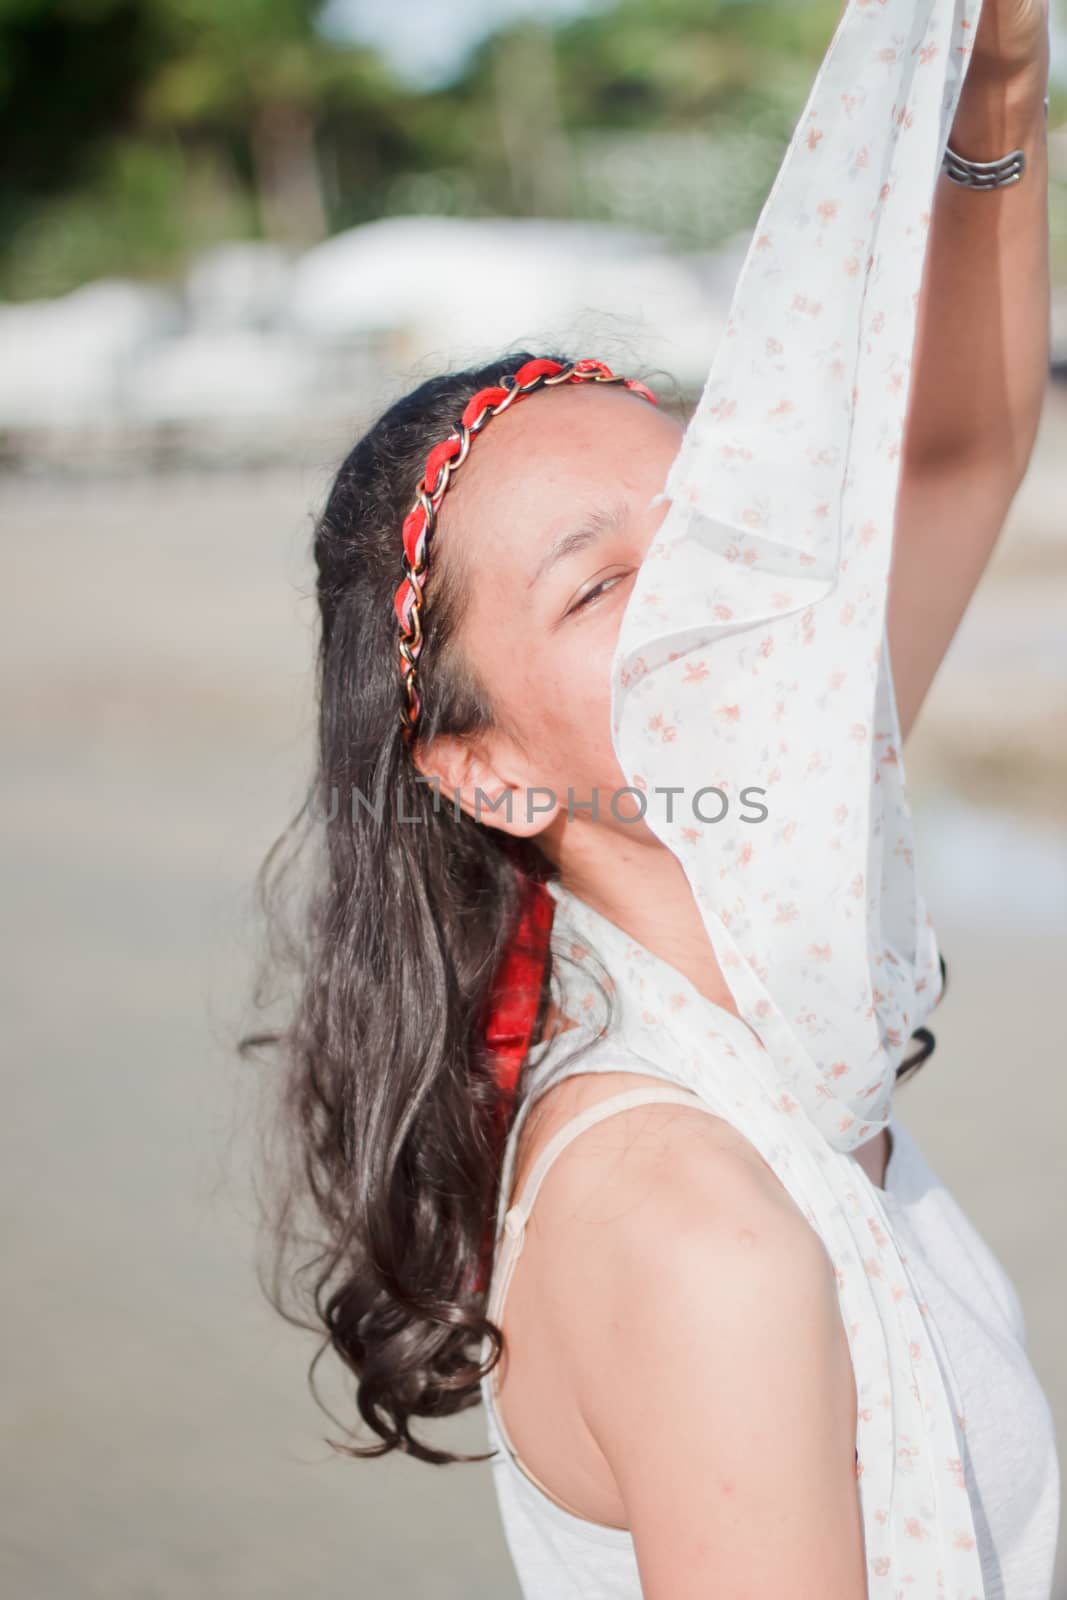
xmin=549 ymin=1 xmax=992 ymax=1592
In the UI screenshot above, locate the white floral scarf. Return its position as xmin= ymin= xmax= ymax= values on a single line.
xmin=550 ymin=1 xmax=991 ymax=1592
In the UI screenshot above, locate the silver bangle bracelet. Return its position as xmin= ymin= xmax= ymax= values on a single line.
xmin=942 ymin=92 xmax=1049 ymax=189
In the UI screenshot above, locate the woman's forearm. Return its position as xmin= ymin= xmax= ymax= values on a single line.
xmin=902 ymin=66 xmax=1050 ymax=477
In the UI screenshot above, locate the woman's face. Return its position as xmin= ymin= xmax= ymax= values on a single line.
xmin=419 ymin=381 xmax=684 ymax=855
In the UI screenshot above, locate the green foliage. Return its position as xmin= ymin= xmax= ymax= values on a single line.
xmin=3 ymin=134 xmax=258 ymax=299
xmin=402 ymin=1 xmax=842 ymax=245
xmin=1 ymin=0 xmax=1063 ymax=298
xmin=0 ymin=0 xmax=422 ymax=293
xmin=0 ymin=1 xmax=168 ymax=203
xmin=550 ymin=0 xmax=841 ymax=128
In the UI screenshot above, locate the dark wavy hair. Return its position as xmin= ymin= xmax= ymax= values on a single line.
xmin=237 ymin=350 xmax=614 ymax=1470
xmin=237 ymin=347 xmax=939 ymax=1472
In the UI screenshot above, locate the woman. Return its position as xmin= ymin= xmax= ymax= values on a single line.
xmin=242 ymin=1 xmax=1059 ymax=1595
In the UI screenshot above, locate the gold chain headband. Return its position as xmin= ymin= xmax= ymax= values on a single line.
xmin=393 ymin=356 xmax=658 ymax=740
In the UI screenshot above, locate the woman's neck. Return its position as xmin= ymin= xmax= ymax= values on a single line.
xmin=553 ymin=829 xmax=742 ymax=1020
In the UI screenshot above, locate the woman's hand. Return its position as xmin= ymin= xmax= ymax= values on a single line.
xmin=966 ymin=0 xmax=1050 ymax=93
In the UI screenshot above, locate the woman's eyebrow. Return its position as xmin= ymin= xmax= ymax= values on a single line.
xmin=526 ymin=498 xmax=632 ymax=591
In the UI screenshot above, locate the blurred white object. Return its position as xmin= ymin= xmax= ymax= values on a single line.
xmin=0 ymin=218 xmax=750 ymax=441
xmin=124 ymin=330 xmax=318 ymax=423
xmin=0 ymin=279 xmax=180 ymax=428
xmin=287 ymin=214 xmax=731 ymax=388
xmin=184 ymin=243 xmax=294 ymax=333
xmin=1051 ymin=284 xmax=1067 ymax=370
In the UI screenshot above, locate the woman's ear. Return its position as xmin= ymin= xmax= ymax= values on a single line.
xmin=412 ymin=731 xmax=562 ymax=840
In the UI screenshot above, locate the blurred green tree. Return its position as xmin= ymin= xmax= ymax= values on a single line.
xmin=2 ymin=0 xmax=1062 ymax=298
xmin=405 ymin=0 xmax=842 ymax=244
xmin=0 ymin=0 xmax=417 ymax=295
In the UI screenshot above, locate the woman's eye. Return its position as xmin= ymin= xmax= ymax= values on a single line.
xmin=566 ymin=572 xmax=627 ymax=617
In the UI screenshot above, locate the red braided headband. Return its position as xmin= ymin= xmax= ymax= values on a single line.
xmin=394 ymin=356 xmax=658 ymax=738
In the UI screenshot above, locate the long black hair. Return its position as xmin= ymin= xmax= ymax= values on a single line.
xmin=237 ymin=348 xmax=938 ymax=1470
xmin=237 ymin=351 xmax=615 ymax=1468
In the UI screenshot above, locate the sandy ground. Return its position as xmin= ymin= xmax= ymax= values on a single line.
xmin=1 ymin=410 xmax=1064 ymax=1597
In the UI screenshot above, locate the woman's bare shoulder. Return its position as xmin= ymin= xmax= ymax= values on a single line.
xmin=511 ymin=1067 xmax=864 ymax=1597
xmin=511 ymin=1063 xmax=807 ymax=1233
xmin=507 ymin=1062 xmax=838 ymax=1383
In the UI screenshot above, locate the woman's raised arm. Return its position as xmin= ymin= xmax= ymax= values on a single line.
xmin=890 ymin=5 xmax=1051 ymax=739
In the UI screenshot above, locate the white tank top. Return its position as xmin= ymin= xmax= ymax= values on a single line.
xmin=480 ymin=1038 xmax=1061 ymax=1600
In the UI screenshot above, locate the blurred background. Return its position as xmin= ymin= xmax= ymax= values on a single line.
xmin=2 ymin=1 xmax=1065 ymax=1595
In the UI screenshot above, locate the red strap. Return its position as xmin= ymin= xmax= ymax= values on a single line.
xmin=485 ymin=875 xmax=555 ymax=1097
xmin=401 ymin=505 xmax=428 ymax=569
xmin=423 ymin=436 xmax=462 ymax=489
xmin=472 ymin=871 xmax=555 ymax=1296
